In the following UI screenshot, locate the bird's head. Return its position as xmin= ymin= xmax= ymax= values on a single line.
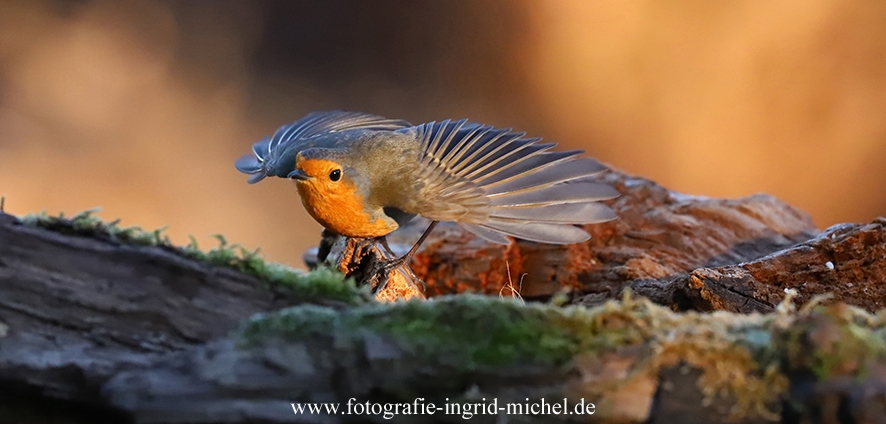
xmin=289 ymin=153 xmax=347 ymax=187
xmin=288 ymin=148 xmax=368 ymax=203
xmin=287 ymin=148 xmax=396 ymax=238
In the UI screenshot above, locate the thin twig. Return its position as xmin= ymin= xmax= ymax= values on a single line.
xmin=499 ymin=261 xmax=525 ymax=303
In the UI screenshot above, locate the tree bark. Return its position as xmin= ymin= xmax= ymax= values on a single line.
xmin=644 ymin=218 xmax=886 ymax=313
xmin=0 ymin=211 xmax=309 ymax=406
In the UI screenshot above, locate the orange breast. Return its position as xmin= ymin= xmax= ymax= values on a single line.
xmin=295 ymin=176 xmax=396 ymax=238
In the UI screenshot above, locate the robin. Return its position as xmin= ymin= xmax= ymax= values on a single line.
xmin=236 ymin=111 xmax=617 ymax=270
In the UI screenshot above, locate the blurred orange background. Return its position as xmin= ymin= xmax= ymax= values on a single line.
xmin=1 ymin=0 xmax=884 ymax=268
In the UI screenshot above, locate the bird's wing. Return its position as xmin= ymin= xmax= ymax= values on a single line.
xmin=236 ymin=111 xmax=411 ymax=183
xmin=403 ymin=120 xmax=618 ymax=244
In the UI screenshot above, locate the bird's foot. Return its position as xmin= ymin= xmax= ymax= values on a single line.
xmin=367 ymin=254 xmax=430 ymax=296
xmin=368 ymin=255 xmax=410 ymax=295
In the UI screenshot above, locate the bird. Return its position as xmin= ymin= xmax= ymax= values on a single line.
xmin=235 ymin=111 xmax=618 ymax=271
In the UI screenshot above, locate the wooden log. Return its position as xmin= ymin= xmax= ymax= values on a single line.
xmin=314 ymin=230 xmax=425 ymax=302
xmin=100 ymin=296 xmax=886 ymax=424
xmin=0 ymin=211 xmax=339 ymax=406
xmin=640 ymin=218 xmax=886 ymax=313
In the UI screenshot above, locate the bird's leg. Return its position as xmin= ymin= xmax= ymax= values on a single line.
xmin=396 ymin=220 xmax=439 ymax=267
xmin=374 ymin=236 xmax=396 ymax=257
xmin=371 ymin=221 xmax=439 ymax=294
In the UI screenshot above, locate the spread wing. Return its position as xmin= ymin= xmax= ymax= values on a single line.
xmin=402 ymin=120 xmax=618 ymax=244
xmin=235 ymin=111 xmax=411 ymax=183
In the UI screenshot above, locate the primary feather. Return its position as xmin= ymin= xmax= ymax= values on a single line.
xmin=398 ymin=120 xmax=617 ymax=244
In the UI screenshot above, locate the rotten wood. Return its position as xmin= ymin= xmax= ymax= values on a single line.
xmin=315 ymin=230 xmax=425 ymax=301
xmin=636 ymin=217 xmax=886 ymax=313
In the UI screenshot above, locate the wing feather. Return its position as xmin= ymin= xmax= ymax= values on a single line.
xmin=484 ymin=158 xmax=607 ymax=195
xmin=479 ymin=220 xmax=591 ymax=244
xmin=489 ymin=182 xmax=619 ymax=206
xmin=491 ymin=202 xmax=616 ymax=224
xmin=460 ymin=223 xmax=513 ymax=244
xmin=235 ymin=111 xmax=410 ymax=183
xmin=401 ymin=120 xmax=617 ymax=243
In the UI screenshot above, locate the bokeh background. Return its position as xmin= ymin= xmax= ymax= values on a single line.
xmin=1 ymin=0 xmax=884 ymax=268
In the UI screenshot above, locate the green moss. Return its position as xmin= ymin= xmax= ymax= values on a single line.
xmin=237 ymin=294 xmax=797 ymax=420
xmin=21 ymin=208 xmax=174 ymax=247
xmin=240 ymin=294 xmax=677 ymax=367
xmin=776 ymin=303 xmax=886 ymax=380
xmin=355 ymin=296 xmax=584 ymax=366
xmin=241 ymin=304 xmax=340 ymax=343
xmin=17 ymin=208 xmax=366 ymax=304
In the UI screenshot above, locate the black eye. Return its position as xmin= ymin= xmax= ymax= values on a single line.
xmin=329 ymin=169 xmax=341 ymax=181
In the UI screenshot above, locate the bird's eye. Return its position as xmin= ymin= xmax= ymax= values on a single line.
xmin=329 ymin=169 xmax=342 ymax=182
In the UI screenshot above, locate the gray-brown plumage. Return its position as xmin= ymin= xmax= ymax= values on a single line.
xmin=236 ymin=111 xmax=617 ymax=245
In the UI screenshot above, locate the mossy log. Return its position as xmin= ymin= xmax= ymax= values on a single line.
xmin=0 ymin=210 xmax=363 ymax=417
xmin=105 ymin=295 xmax=886 ymax=424
xmin=3 ymin=210 xmax=886 ymax=423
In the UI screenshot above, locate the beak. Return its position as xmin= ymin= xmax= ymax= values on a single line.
xmin=287 ymin=169 xmax=311 ymax=181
